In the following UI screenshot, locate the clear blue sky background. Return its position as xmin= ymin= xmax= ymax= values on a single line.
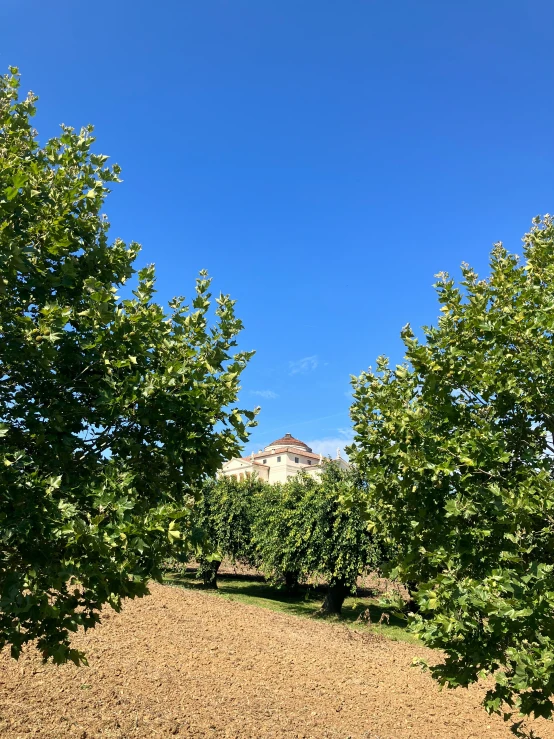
xmin=3 ymin=1 xmax=553 ymax=456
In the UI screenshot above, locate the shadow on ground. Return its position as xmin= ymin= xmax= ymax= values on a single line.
xmin=163 ymin=570 xmax=412 ymax=640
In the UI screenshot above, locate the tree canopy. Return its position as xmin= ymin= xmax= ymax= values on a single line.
xmin=192 ymin=474 xmax=263 ymax=588
xmin=252 ymin=462 xmax=381 ymax=614
xmin=0 ymin=68 xmax=255 ymax=664
xmin=350 ymin=215 xmax=554 ymax=729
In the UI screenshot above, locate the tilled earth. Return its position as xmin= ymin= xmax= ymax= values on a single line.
xmin=1 ymin=583 xmax=552 ymax=739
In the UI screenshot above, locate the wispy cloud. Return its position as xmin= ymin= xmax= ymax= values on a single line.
xmin=250 ymin=389 xmax=278 ymax=400
xmin=337 ymin=427 xmax=352 ymax=439
xmin=289 ymin=355 xmax=319 ymax=376
xmin=306 ymin=435 xmax=354 ymax=459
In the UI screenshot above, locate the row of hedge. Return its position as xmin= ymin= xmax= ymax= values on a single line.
xmin=178 ymin=462 xmax=385 ymax=615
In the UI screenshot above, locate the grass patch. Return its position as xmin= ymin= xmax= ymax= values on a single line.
xmin=163 ymin=570 xmax=417 ymax=644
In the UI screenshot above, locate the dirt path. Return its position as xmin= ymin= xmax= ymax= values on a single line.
xmin=0 ymin=583 xmax=552 ymax=739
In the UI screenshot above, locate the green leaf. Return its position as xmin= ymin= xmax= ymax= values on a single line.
xmin=0 ymin=67 xmax=255 ymax=666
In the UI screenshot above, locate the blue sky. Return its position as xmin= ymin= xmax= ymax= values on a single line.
xmin=3 ymin=1 xmax=553 ymax=456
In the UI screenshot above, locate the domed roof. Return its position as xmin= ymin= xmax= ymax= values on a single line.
xmin=266 ymin=433 xmax=312 ymax=452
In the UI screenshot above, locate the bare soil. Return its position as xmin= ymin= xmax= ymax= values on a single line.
xmin=1 ymin=582 xmax=552 ymax=739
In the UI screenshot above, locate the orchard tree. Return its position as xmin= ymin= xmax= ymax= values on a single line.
xmin=0 ymin=68 xmax=256 ymax=665
xmin=309 ymin=463 xmax=382 ymax=615
xmin=350 ymin=215 xmax=554 ymax=733
xmin=192 ymin=474 xmax=263 ymax=588
xmin=253 ymin=463 xmax=381 ymax=614
xmin=251 ymin=478 xmax=306 ymax=590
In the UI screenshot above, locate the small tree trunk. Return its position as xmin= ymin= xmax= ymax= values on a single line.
xmin=321 ymin=580 xmax=348 ymax=616
xmin=199 ymin=559 xmax=221 ymax=589
xmin=284 ymin=571 xmax=300 ymax=590
xmin=406 ymin=580 xmax=420 ymax=613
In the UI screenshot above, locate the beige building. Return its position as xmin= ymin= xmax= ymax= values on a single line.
xmin=220 ymin=433 xmax=349 ymax=484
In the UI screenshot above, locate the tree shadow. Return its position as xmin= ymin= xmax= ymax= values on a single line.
xmin=165 ymin=571 xmax=408 ymax=633
xmin=338 ymin=600 xmax=408 ymax=630
xmin=180 ymin=565 xmax=267 ymax=583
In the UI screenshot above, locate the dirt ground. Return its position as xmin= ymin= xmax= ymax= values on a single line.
xmin=1 ymin=583 xmax=552 ymax=739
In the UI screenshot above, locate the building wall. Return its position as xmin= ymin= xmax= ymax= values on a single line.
xmin=268 ymin=457 xmax=301 ymax=483
xmin=220 ymin=447 xmax=349 ymax=484
xmin=220 ymin=452 xmax=317 ymax=483
xmin=220 ymin=458 xmax=269 ymax=482
xmin=285 ymin=450 xmax=317 ymax=468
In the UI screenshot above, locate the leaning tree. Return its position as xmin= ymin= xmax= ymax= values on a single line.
xmin=350 ymin=215 xmax=554 ymax=733
xmin=0 ymin=68 xmax=256 ymax=665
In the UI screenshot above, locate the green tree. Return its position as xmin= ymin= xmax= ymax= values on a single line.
xmin=251 ymin=478 xmax=306 ymax=591
xmin=252 ymin=463 xmax=380 ymax=614
xmin=350 ymin=215 xmax=554 ymax=732
xmin=0 ymin=68 xmax=255 ymax=665
xmin=192 ymin=474 xmax=263 ymax=588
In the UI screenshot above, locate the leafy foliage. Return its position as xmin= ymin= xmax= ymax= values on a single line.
xmin=192 ymin=474 xmax=263 ymax=587
xmin=0 ymin=68 xmax=255 ymax=664
xmin=252 ymin=463 xmax=381 ymax=613
xmin=250 ymin=478 xmax=306 ymax=588
xmin=350 ymin=215 xmax=554 ymax=728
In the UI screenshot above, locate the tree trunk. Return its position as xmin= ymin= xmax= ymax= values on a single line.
xmin=199 ymin=559 xmax=221 ymax=589
xmin=321 ymin=580 xmax=348 ymax=616
xmin=284 ymin=571 xmax=300 ymax=590
xmin=406 ymin=580 xmax=420 ymax=613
